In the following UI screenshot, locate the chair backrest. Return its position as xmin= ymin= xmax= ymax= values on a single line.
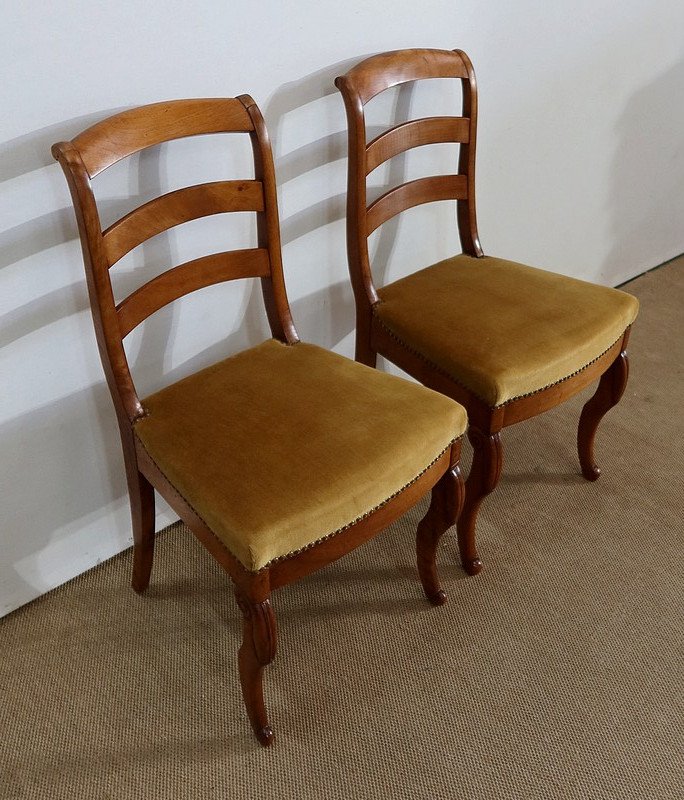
xmin=53 ymin=96 xmax=298 ymax=424
xmin=335 ymin=48 xmax=483 ymax=308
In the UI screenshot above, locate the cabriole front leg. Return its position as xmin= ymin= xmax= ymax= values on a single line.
xmin=235 ymin=589 xmax=278 ymax=746
xmin=456 ymin=427 xmax=503 ymax=575
xmin=577 ymin=349 xmax=629 ymax=481
xmin=416 ymin=444 xmax=466 ymax=605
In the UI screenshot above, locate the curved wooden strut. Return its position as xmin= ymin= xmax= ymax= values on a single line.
xmin=456 ymin=427 xmax=503 ymax=575
xmin=577 ymin=349 xmax=629 ymax=481
xmin=235 ymin=591 xmax=278 ymax=746
xmin=416 ymin=460 xmax=466 ymax=604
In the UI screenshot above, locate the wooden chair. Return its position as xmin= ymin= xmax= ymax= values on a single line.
xmin=335 ymin=49 xmax=639 ymax=575
xmin=52 ymin=96 xmax=468 ymax=746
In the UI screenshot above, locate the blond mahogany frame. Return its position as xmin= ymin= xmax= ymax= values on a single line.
xmin=336 ymin=49 xmax=632 ymax=574
xmin=53 ymin=96 xmax=465 ymax=746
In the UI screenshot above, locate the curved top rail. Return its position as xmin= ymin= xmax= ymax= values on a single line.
xmin=73 ymin=98 xmax=254 ymax=177
xmin=336 ymin=49 xmax=469 ymax=105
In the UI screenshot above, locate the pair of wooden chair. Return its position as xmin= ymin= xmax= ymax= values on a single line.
xmin=53 ymin=49 xmax=638 ymax=746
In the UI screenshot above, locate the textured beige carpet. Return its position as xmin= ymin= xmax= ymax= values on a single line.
xmin=1 ymin=258 xmax=682 ymax=799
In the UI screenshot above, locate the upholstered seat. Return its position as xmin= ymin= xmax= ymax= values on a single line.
xmin=375 ymin=255 xmax=640 ymax=407
xmin=135 ymin=338 xmax=467 ymax=571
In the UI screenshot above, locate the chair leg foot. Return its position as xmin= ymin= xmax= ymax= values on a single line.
xmin=462 ymin=556 xmax=484 ymax=577
xmin=129 ymin=471 xmax=155 ymax=594
xmin=578 ymin=350 xmax=629 ymax=481
xmin=255 ymin=725 xmax=275 ymax=747
xmin=428 ymin=588 xmax=448 ymax=606
xmin=131 ymin=546 xmax=154 ymax=595
xmin=416 ymin=448 xmax=466 ymax=603
xmin=456 ymin=427 xmax=503 ymax=575
xmin=235 ymin=591 xmax=277 ymax=747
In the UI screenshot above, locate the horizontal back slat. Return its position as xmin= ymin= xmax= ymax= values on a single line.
xmin=116 ymin=248 xmax=270 ymax=337
xmin=366 ymin=175 xmax=467 ymax=235
xmin=366 ymin=117 xmax=470 ymax=174
xmin=103 ymin=181 xmax=264 ymax=266
xmin=341 ymin=49 xmax=468 ymax=105
xmin=74 ymin=99 xmax=253 ymax=177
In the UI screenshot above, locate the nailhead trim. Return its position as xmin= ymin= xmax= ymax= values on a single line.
xmin=261 ymin=435 xmax=462 ymax=570
xmin=373 ymin=309 xmax=628 ymax=409
xmin=135 ymin=435 xmax=241 ymax=567
xmin=493 ymin=338 xmax=626 ymax=406
xmin=134 ymin=430 xmax=462 ymax=573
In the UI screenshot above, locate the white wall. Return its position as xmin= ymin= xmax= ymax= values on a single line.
xmin=1 ymin=1 xmax=683 ymax=616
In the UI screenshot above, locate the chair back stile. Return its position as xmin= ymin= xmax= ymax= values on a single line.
xmin=239 ymin=95 xmax=299 ymax=345
xmin=454 ymin=49 xmax=482 ymax=258
xmin=52 ymin=140 xmax=142 ymax=423
xmin=52 ymin=96 xmax=299 ymax=426
xmin=335 ymin=47 xmax=483 ymax=320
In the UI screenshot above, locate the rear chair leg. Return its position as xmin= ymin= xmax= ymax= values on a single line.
xmin=129 ymin=470 xmax=155 ymax=594
xmin=235 ymin=589 xmax=277 ymax=747
xmin=577 ymin=349 xmax=629 ymax=481
xmin=354 ymin=305 xmax=377 ymax=368
xmin=416 ymin=442 xmax=466 ymax=604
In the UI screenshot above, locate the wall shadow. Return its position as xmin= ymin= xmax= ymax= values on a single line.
xmin=0 ymin=110 xmax=128 ymax=183
xmin=0 ymin=62 xmax=421 ymax=374
xmin=0 ymin=196 xmax=161 ymax=353
xmin=0 ymin=198 xmax=138 ymax=274
xmin=263 ymin=59 xmax=415 ymax=338
xmin=0 ymin=382 xmax=125 ymax=608
xmin=604 ymin=59 xmax=684 ymax=282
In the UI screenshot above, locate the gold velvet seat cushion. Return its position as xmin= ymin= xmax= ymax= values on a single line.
xmin=134 ymin=339 xmax=467 ymax=572
xmin=375 ymin=255 xmax=640 ymax=408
